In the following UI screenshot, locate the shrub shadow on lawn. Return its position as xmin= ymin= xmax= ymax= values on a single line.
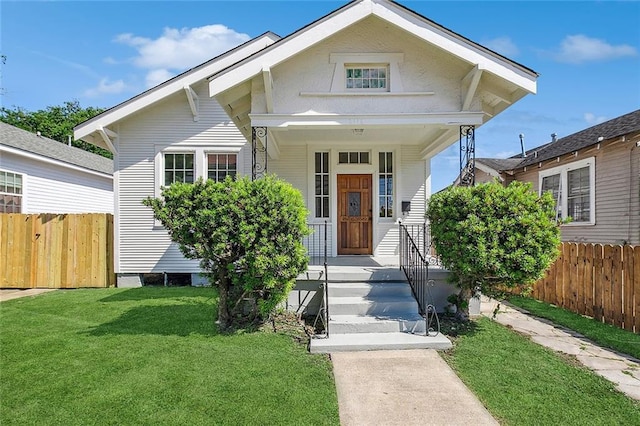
xmin=98 ymin=287 xmax=216 ymax=303
xmin=87 ymin=301 xmax=219 ymax=337
xmin=439 ymin=314 xmax=480 ymax=338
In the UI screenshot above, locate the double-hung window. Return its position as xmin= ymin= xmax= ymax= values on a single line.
xmin=164 ymin=153 xmax=194 ymax=185
xmin=539 ymin=157 xmax=595 ymax=224
xmin=207 ymin=153 xmax=237 ymax=182
xmin=0 ymin=170 xmax=23 ymax=213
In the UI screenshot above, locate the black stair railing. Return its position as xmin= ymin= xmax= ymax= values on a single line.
xmin=306 ymin=221 xmax=329 ymax=338
xmin=399 ymin=221 xmax=440 ymax=336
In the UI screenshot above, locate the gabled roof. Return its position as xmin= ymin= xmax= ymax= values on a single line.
xmin=517 ymin=109 xmax=640 ymax=167
xmin=475 ymin=158 xmax=524 ymax=172
xmin=74 ymin=32 xmax=280 ymax=144
xmin=0 ymin=122 xmax=113 ymax=176
xmin=209 ymin=0 xmax=538 ymax=98
xmin=477 ymin=109 xmax=640 ymax=173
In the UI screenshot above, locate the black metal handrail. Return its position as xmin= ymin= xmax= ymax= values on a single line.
xmin=307 ymin=221 xmax=329 ymax=337
xmin=399 ymin=221 xmax=440 ymax=336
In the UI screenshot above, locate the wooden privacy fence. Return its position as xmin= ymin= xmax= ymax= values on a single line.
xmin=0 ymin=213 xmax=115 ymax=288
xmin=532 ymin=243 xmax=639 ymax=333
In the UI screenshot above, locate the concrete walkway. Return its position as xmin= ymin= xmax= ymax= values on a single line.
xmin=0 ymin=288 xmax=56 ymax=302
xmin=482 ymin=298 xmax=640 ymax=401
xmin=331 ymin=349 xmax=498 ymax=426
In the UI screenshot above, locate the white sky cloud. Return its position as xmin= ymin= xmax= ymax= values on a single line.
xmin=584 ymin=112 xmax=608 ymax=125
xmin=115 ymin=24 xmax=250 ymax=87
xmin=552 ymin=34 xmax=637 ymax=64
xmin=83 ymin=78 xmax=127 ymax=97
xmin=481 ymin=37 xmax=519 ymax=57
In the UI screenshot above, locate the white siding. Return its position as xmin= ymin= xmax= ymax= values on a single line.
xmin=0 ymin=151 xmax=113 ymax=214
xmin=265 ymin=15 xmax=467 ymax=116
xmin=116 ymin=81 xmax=249 ymax=273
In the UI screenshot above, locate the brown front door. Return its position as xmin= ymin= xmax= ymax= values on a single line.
xmin=337 ymin=174 xmax=372 ymax=255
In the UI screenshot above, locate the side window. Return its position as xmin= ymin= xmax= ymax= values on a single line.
xmin=207 ymin=153 xmax=237 ymax=182
xmin=541 ymin=173 xmax=561 ymax=219
xmin=0 ymin=170 xmax=23 ymax=213
xmin=315 ymin=152 xmax=329 ymax=218
xmin=379 ymin=152 xmax=393 ymax=218
xmin=164 ymin=153 xmax=194 ymax=185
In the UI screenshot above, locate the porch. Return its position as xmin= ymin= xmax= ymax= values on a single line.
xmin=290 ymin=222 xmax=458 ymax=352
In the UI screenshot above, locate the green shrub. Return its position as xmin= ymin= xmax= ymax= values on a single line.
xmin=144 ymin=175 xmax=310 ymax=329
xmin=426 ymin=181 xmax=560 ymax=318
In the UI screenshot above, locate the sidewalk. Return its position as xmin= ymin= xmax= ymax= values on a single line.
xmin=331 ymin=349 xmax=498 ymax=426
xmin=482 ymin=297 xmax=640 ymax=401
xmin=0 ymin=288 xmax=56 ymax=302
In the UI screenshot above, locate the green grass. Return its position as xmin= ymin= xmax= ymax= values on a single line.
xmin=0 ymin=287 xmax=339 ymax=426
xmin=507 ymin=296 xmax=640 ymax=360
xmin=442 ymin=317 xmax=640 ymax=425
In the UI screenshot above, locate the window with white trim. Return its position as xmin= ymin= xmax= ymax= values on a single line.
xmin=164 ymin=153 xmax=194 ymax=185
xmin=379 ymin=152 xmax=393 ymax=218
xmin=207 ymin=153 xmax=237 ymax=182
xmin=345 ymin=65 xmax=388 ymax=91
xmin=315 ymin=152 xmax=329 ymax=218
xmin=338 ymin=151 xmax=370 ymax=164
xmin=539 ymin=157 xmax=595 ymax=224
xmin=0 ymin=171 xmax=23 ymax=213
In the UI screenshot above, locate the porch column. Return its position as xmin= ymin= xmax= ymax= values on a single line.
xmin=459 ymin=125 xmax=475 ymax=186
xmin=251 ymin=126 xmax=268 ymax=180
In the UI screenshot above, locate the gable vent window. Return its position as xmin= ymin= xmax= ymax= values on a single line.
xmin=338 ymin=151 xmax=370 ymax=164
xmin=346 ymin=65 xmax=388 ymax=91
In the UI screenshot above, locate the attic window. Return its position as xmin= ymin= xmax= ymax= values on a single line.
xmin=329 ymin=53 xmax=404 ymax=93
xmin=345 ymin=65 xmax=388 ymax=91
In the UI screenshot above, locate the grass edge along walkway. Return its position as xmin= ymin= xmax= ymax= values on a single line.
xmin=507 ymin=295 xmax=640 ymax=360
xmin=441 ymin=317 xmax=640 ymax=426
xmin=0 ymin=287 xmax=340 ymax=426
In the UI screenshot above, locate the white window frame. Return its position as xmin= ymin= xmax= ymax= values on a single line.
xmin=0 ymin=169 xmax=25 ymax=213
xmin=154 ymin=145 xmax=243 ymax=199
xmin=539 ymin=157 xmax=595 ymax=225
xmin=329 ymin=53 xmax=404 ymax=93
xmin=206 ymin=152 xmax=239 ymax=182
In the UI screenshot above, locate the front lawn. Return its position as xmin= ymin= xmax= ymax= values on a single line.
xmin=442 ymin=317 xmax=640 ymax=425
xmin=507 ymin=295 xmax=640 ymax=360
xmin=0 ymin=287 xmax=339 ymax=425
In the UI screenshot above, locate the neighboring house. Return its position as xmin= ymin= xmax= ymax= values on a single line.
xmin=473 ymin=109 xmax=640 ymax=245
xmin=74 ymin=0 xmax=537 ymax=286
xmin=0 ymin=122 xmax=113 ymax=214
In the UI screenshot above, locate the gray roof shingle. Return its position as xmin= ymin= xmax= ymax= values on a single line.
xmin=478 ymin=109 xmax=640 ymax=172
xmin=0 ymin=122 xmax=113 ymax=175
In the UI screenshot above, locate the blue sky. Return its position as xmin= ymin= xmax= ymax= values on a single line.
xmin=2 ymin=1 xmax=639 ymax=191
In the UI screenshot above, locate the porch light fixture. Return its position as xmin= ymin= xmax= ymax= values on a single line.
xmin=352 ymin=129 xmax=364 ymax=136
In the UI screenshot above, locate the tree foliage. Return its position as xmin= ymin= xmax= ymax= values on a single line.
xmin=426 ymin=181 xmax=561 ymax=317
xmin=0 ymin=100 xmax=110 ymax=158
xmin=143 ymin=175 xmax=310 ymax=330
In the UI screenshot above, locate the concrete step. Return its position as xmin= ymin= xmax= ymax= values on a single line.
xmin=326 ymin=266 xmax=406 ymax=282
xmin=327 ymin=281 xmax=413 ymax=298
xmin=330 ymin=313 xmax=426 ymax=334
xmin=309 ymin=332 xmax=452 ymax=353
xmin=328 ymin=295 xmax=419 ymax=316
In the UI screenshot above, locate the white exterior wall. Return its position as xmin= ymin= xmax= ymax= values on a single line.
xmin=0 ymin=151 xmax=112 ymax=214
xmin=115 ymin=81 xmax=250 ymax=273
xmin=260 ymin=16 xmax=468 ymax=115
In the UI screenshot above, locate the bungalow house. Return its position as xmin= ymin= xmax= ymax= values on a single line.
xmin=74 ymin=0 xmax=538 ymax=287
xmin=473 ymin=109 xmax=640 ymax=245
xmin=0 ymin=122 xmax=113 ymax=214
